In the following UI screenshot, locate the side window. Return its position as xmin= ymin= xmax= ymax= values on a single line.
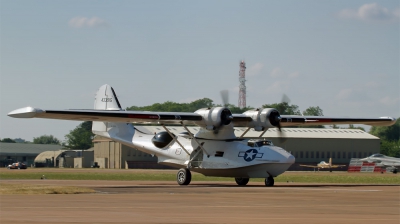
xmin=310 ymin=151 xmax=314 ymax=159
xmin=305 ymin=151 xmax=309 ymax=159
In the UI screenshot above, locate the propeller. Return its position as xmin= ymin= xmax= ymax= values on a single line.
xmin=277 ymin=94 xmax=291 ymax=144
xmin=220 ymin=90 xmax=229 ymax=107
xmin=219 ymin=90 xmax=233 ymax=126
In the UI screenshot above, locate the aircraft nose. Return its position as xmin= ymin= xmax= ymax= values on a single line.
xmin=286 ymin=154 xmax=295 ymax=164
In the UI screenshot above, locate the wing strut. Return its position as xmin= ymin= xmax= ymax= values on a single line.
xmin=181 ymin=122 xmax=210 ymax=157
xmin=259 ymin=129 xmax=268 ymax=138
xmin=161 ymin=125 xmax=190 ymax=156
xmin=239 ymin=127 xmax=251 ymax=138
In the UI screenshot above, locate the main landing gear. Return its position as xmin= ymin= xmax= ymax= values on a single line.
xmin=265 ymin=176 xmax=274 ymax=187
xmin=177 ymin=168 xmax=192 ymax=185
xmin=235 ymin=177 xmax=249 ymax=186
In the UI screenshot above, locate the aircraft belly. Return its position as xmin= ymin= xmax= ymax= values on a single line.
xmin=191 ymin=163 xmax=293 ymax=178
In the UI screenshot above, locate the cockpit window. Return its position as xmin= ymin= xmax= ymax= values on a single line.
xmin=371 ymin=154 xmax=383 ymax=157
xmin=248 ymin=140 xmax=274 ymax=147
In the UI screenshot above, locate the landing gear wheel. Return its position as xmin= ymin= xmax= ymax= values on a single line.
xmin=177 ymin=168 xmax=191 ymax=185
xmin=235 ymin=177 xmax=249 ymax=186
xmin=265 ymin=176 xmax=274 ymax=187
xmin=393 ymin=169 xmax=398 ymax=174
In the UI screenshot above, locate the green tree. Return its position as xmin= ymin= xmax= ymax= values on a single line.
xmin=369 ymin=118 xmax=400 ymax=142
xmin=380 ymin=140 xmax=400 ymax=158
xmin=127 ymin=98 xmax=215 ymax=112
xmin=65 ymin=121 xmax=94 ymax=149
xmin=261 ymin=102 xmax=301 ymax=115
xmin=369 ymin=118 xmax=400 ymax=157
xmin=33 ymin=135 xmax=60 ymax=145
xmin=1 ymin=138 xmax=16 ymax=143
xmin=302 ymin=106 xmax=323 ymax=116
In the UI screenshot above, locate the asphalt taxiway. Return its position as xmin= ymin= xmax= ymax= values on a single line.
xmin=1 ymin=180 xmax=399 ymax=224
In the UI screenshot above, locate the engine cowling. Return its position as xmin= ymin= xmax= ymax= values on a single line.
xmin=243 ymin=108 xmax=281 ymax=131
xmin=194 ymin=107 xmax=233 ymax=130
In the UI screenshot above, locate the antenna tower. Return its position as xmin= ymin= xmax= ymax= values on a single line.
xmin=238 ymin=61 xmax=246 ymax=109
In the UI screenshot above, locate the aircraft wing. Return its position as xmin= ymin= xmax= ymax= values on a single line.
xmin=7 ymin=107 xmax=204 ymax=125
xmin=278 ymin=115 xmax=396 ymax=127
xmin=8 ymin=107 xmax=396 ymax=128
xmin=330 ymin=165 xmax=346 ymax=168
xmin=299 ymin=165 xmax=319 ymax=168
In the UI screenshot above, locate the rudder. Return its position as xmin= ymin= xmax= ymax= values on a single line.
xmin=94 ymin=84 xmax=122 ymax=110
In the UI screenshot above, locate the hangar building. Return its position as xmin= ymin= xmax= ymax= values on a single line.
xmin=92 ymin=126 xmax=379 ymax=170
xmin=0 ymin=142 xmax=63 ymax=167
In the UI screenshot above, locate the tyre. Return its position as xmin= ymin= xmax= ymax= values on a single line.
xmin=265 ymin=177 xmax=274 ymax=187
xmin=177 ymin=168 xmax=191 ymax=185
xmin=235 ymin=177 xmax=249 ymax=186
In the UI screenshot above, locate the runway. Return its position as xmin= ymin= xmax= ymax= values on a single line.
xmin=1 ymin=180 xmax=399 ymax=224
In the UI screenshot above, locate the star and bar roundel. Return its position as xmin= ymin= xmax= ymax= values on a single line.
xmin=238 ymin=149 xmax=264 ymax=162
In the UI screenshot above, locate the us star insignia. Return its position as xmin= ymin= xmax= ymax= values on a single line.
xmin=238 ymin=149 xmax=263 ymax=162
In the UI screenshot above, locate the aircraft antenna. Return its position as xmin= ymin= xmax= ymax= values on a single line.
xmin=238 ymin=60 xmax=247 ymax=109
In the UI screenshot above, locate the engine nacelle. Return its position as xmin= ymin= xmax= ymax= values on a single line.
xmin=194 ymin=107 xmax=233 ymax=130
xmin=243 ymin=108 xmax=281 ymax=131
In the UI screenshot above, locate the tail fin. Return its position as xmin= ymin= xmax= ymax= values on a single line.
xmin=94 ymin=84 xmax=122 ymax=110
xmin=329 ymin=158 xmax=332 ymax=166
xmin=92 ymin=85 xmax=134 ymax=142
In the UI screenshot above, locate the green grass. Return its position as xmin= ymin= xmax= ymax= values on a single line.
xmin=0 ymin=168 xmax=399 ymax=184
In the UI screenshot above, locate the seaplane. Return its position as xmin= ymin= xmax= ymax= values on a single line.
xmin=8 ymin=84 xmax=396 ymax=186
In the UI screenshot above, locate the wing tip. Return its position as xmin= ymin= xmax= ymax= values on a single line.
xmin=8 ymin=107 xmax=43 ymax=118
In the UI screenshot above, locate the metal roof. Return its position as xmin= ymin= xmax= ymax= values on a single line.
xmin=34 ymin=150 xmax=77 ymax=163
xmin=141 ymin=126 xmax=379 ymax=140
xmin=0 ymin=143 xmax=64 ymax=155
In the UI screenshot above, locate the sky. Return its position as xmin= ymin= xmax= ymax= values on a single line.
xmin=1 ymin=0 xmax=399 ymax=142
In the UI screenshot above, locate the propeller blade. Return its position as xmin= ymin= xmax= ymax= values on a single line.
xmin=220 ymin=90 xmax=229 ymax=107
xmin=278 ymin=94 xmax=290 ymax=143
xmin=281 ymin=94 xmax=290 ymax=104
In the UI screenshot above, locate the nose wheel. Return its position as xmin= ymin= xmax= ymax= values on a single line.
xmin=177 ymin=168 xmax=192 ymax=185
xmin=265 ymin=176 xmax=274 ymax=187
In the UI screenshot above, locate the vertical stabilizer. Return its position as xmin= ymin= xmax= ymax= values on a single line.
xmin=94 ymin=84 xmax=122 ymax=110
xmin=329 ymin=158 xmax=332 ymax=167
xmin=92 ymin=85 xmax=135 ymax=143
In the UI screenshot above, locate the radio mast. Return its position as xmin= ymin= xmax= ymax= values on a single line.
xmin=238 ymin=61 xmax=246 ymax=109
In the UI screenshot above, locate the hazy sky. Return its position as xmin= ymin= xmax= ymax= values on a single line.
xmin=1 ymin=1 xmax=399 ymax=142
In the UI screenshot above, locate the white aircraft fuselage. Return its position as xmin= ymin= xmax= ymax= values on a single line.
xmin=95 ymin=121 xmax=294 ymax=178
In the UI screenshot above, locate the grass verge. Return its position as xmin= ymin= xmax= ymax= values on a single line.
xmin=0 ymin=183 xmax=95 ymax=195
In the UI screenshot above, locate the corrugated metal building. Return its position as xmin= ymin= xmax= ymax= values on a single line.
xmin=93 ymin=126 xmax=379 ymax=170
